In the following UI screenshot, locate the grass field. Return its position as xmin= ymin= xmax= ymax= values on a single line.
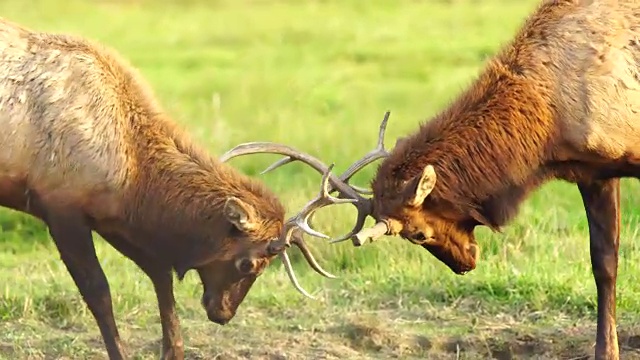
xmin=2 ymin=0 xmax=640 ymax=359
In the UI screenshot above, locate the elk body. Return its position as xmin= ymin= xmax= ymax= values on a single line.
xmin=222 ymin=1 xmax=640 ymax=359
xmin=0 ymin=17 xmax=338 ymax=360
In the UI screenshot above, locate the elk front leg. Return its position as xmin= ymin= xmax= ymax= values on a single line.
xmin=46 ymin=212 xmax=126 ymax=360
xmin=100 ymin=233 xmax=183 ymax=360
xmin=149 ymin=271 xmax=184 ymax=360
xmin=578 ymin=178 xmax=621 ymax=360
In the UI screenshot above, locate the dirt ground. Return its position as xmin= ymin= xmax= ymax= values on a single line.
xmin=2 ymin=309 xmax=640 ymax=360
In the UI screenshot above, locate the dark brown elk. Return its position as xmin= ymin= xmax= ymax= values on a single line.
xmin=221 ymin=1 xmax=640 ymax=359
xmin=0 ymin=17 xmax=343 ymax=360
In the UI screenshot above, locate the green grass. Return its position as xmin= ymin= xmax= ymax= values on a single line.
xmin=2 ymin=0 xmax=640 ymax=359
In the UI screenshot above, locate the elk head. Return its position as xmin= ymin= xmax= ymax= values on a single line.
xmin=365 ymin=163 xmax=480 ymax=275
xmin=219 ymin=149 xmax=356 ymax=300
xmin=191 ymin=189 xmax=337 ymax=324
xmin=175 ymin=163 xmax=348 ymax=326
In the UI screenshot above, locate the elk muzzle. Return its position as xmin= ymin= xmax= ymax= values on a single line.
xmin=201 ymin=291 xmax=234 ymax=325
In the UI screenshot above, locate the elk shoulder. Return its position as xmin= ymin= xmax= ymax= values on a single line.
xmin=0 ymin=17 xmax=159 ymax=211
xmin=520 ymin=1 xmax=640 ymax=162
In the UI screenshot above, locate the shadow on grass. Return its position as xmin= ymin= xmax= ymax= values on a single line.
xmin=0 ymin=211 xmax=49 ymax=253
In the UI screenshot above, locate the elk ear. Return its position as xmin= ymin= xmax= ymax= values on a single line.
xmin=407 ymin=165 xmax=437 ymax=207
xmin=223 ymin=197 xmax=258 ymax=232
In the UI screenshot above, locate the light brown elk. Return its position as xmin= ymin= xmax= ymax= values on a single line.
xmin=0 ymin=17 xmax=343 ymax=360
xmin=222 ymin=1 xmax=640 ymax=359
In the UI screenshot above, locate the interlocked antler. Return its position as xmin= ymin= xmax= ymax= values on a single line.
xmin=221 ymin=111 xmax=391 ymax=242
xmin=261 ymin=112 xmax=390 ymax=197
xmin=292 ymin=111 xmax=391 ymax=242
xmin=220 ymin=111 xmax=392 ymax=298
xmin=272 ymin=164 xmax=356 ymax=298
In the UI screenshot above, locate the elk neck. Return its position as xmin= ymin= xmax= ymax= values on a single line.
xmin=122 ymin=111 xmax=285 ymax=248
xmin=375 ymin=57 xmax=558 ymax=230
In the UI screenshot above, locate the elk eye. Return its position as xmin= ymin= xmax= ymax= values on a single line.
xmin=237 ymin=258 xmax=255 ymax=274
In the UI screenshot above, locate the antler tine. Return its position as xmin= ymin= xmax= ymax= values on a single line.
xmin=279 ymin=250 xmax=316 ymax=299
xmin=260 ymin=157 xmax=371 ymax=195
xmin=286 ymin=163 xmax=357 ymax=241
xmin=273 ymin=222 xmax=329 ymax=299
xmin=274 ymin=164 xmax=347 ymax=298
xmin=260 ymin=156 xmax=295 ymax=175
xmin=283 ymin=163 xmax=355 ymax=276
xmin=337 ymin=111 xmax=391 ymax=186
xmin=377 ymin=111 xmax=390 ymax=147
xmin=329 ymin=201 xmax=372 ymax=244
xmin=290 ymin=229 xmax=337 ymax=279
xmin=350 ymin=185 xmax=373 ymax=195
xmin=220 ymin=143 xmax=362 ymax=201
xmin=260 ymin=159 xmax=370 ymax=196
xmin=260 ymin=111 xmax=391 ymax=194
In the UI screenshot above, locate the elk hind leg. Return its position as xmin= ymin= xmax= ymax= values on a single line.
xmin=46 ymin=210 xmax=126 ymax=360
xmin=578 ymin=178 xmax=620 ymax=360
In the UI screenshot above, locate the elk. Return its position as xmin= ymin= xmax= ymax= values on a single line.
xmin=0 ymin=17 xmax=342 ymax=360
xmin=221 ymin=1 xmax=640 ymax=359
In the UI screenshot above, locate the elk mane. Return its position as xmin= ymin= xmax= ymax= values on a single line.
xmin=374 ymin=56 xmax=555 ymax=229
xmin=119 ymin=94 xmax=285 ymax=239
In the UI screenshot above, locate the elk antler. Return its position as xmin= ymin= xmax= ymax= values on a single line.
xmin=220 ymin=112 xmax=393 ymax=298
xmin=271 ymin=164 xmax=356 ymax=298
xmin=220 ymin=111 xmax=392 ymax=243
xmin=259 ymin=111 xmax=391 ymax=198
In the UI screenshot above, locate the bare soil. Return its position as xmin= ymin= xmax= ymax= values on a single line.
xmin=2 ymin=309 xmax=640 ymax=360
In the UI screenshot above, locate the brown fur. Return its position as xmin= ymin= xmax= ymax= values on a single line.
xmin=368 ymin=1 xmax=640 ymax=359
xmin=0 ymin=17 xmax=286 ymax=360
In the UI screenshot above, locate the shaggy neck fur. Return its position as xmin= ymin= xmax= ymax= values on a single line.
xmin=371 ymin=0 xmax=579 ymax=230
xmin=375 ymin=57 xmax=557 ymax=230
xmin=125 ymin=112 xmax=285 ymax=243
